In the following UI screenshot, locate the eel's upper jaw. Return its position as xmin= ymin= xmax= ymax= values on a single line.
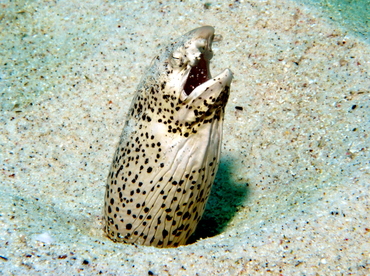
xmin=187 ymin=25 xmax=215 ymax=62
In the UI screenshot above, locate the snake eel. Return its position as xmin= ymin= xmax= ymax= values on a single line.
xmin=104 ymin=26 xmax=233 ymax=248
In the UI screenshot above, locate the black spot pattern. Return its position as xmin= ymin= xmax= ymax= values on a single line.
xmin=104 ymin=26 xmax=232 ymax=248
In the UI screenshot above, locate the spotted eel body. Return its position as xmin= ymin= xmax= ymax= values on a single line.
xmin=104 ymin=26 xmax=232 ymax=248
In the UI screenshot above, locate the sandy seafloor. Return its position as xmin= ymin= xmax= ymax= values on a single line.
xmin=0 ymin=0 xmax=369 ymax=275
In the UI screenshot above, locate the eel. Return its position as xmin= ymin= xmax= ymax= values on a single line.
xmin=104 ymin=26 xmax=232 ymax=248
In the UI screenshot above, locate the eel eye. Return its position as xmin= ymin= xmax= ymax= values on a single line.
xmin=172 ymin=51 xmax=181 ymax=59
xmin=171 ymin=51 xmax=186 ymax=68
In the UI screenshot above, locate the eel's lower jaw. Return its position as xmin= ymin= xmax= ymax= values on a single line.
xmin=187 ymin=68 xmax=232 ymax=100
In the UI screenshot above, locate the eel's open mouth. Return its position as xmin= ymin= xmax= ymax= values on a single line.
xmin=176 ymin=26 xmax=232 ymax=102
xmin=183 ymin=56 xmax=209 ymax=95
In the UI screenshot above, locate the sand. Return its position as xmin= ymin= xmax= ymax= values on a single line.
xmin=1 ymin=0 xmax=369 ymax=275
